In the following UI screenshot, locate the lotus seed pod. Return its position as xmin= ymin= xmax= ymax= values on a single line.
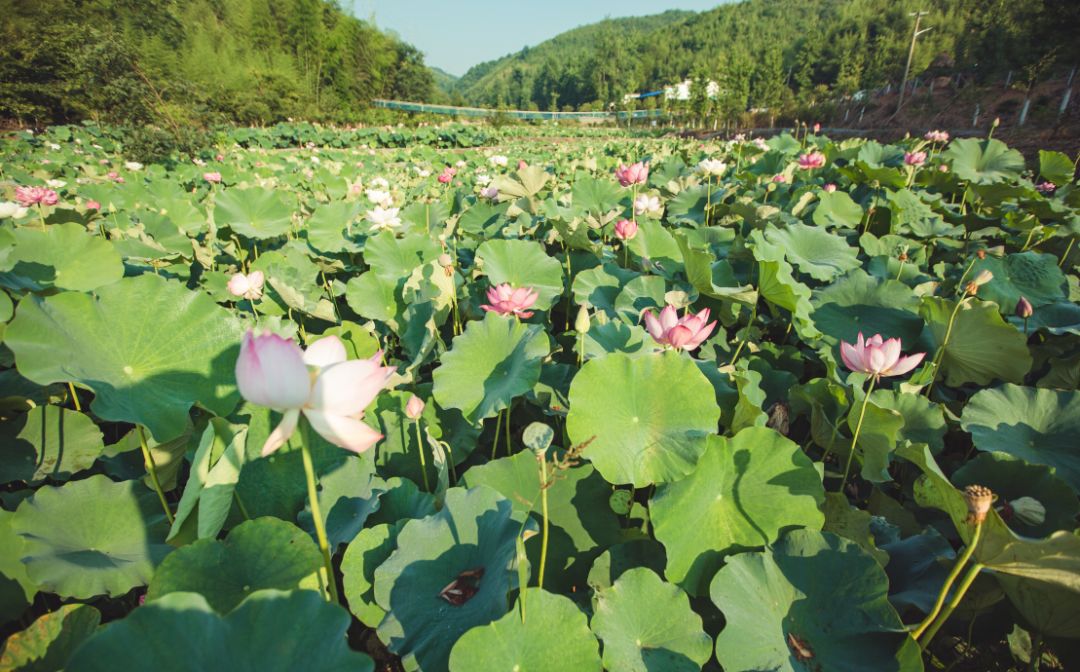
xmin=963 ymin=484 xmax=995 ymax=524
xmin=1008 ymin=496 xmax=1046 ymax=526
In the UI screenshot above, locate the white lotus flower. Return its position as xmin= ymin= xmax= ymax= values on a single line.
xmin=476 ymin=173 xmax=492 ymax=186
xmin=370 ymin=177 xmax=390 ymax=190
xmin=124 ymin=161 xmax=143 ymax=171
xmin=698 ymin=159 xmax=727 ymax=177
xmin=634 ymin=194 xmax=662 ymax=216
xmin=366 ymin=206 xmax=402 ymax=233
xmin=46 ymin=179 xmax=66 ymax=189
xmin=366 ymin=189 xmax=392 ymax=207
xmin=48 ymin=143 xmax=61 ymax=151
xmin=489 ymin=155 xmax=509 ymax=167
xmin=0 ymin=201 xmax=29 ymax=219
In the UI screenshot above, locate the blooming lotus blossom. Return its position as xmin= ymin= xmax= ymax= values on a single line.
xmin=366 ymin=189 xmax=392 ymax=207
xmin=813 ymin=123 xmax=821 ymax=133
xmin=823 ymin=183 xmax=837 ymax=192
xmin=203 ymin=171 xmax=222 ymax=183
xmin=1035 ymin=181 xmax=1056 ymax=194
xmin=370 ymin=177 xmax=390 ymax=190
xmin=489 ymin=155 xmax=509 ymax=167
xmin=924 ymin=130 xmax=950 ymax=143
xmin=476 ymin=173 xmax=492 ymax=186
xmin=642 ymin=305 xmax=717 ymax=351
xmin=753 ymin=138 xmax=769 ymax=151
xmin=15 ymin=186 xmax=59 ymax=207
xmin=840 ymin=333 xmax=925 ymax=378
xmin=46 ymin=179 xmax=65 ymax=189
xmin=480 ymin=186 xmax=499 ymax=200
xmin=797 ymin=152 xmax=826 ymax=170
xmin=437 ymin=167 xmax=456 ymax=184
xmin=228 ymin=271 xmax=265 ymax=301
xmin=85 ymin=200 xmax=101 ymax=211
xmin=236 ymin=332 xmax=394 ymax=456
xmin=633 ymin=194 xmax=661 ymax=216
xmin=405 ymin=394 xmax=425 ymax=420
xmin=107 ymin=171 xmax=124 ymax=183
xmin=482 ymin=284 xmax=538 ymax=319
xmin=124 ymin=161 xmax=143 ymax=171
xmin=216 ymin=153 xmax=225 ymax=162
xmin=366 ymin=206 xmax=402 ymax=233
xmin=938 ymin=164 xmax=949 ymax=173
xmin=517 ymin=160 xmax=528 ymax=170
xmin=615 ymin=162 xmax=649 ymax=187
xmin=697 ymin=159 xmax=727 ymax=177
xmin=0 ymin=201 xmax=29 ymax=218
xmin=904 ymin=151 xmax=927 ymax=167
xmin=614 ymin=219 xmax=638 ymax=241
xmin=771 ymin=174 xmax=788 ymax=183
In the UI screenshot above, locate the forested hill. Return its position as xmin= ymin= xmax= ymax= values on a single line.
xmin=0 ymin=0 xmax=436 ymax=126
xmin=453 ymin=0 xmax=1080 ymax=112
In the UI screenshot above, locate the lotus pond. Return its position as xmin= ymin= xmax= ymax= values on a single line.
xmin=1 ymin=124 xmax=1079 ymax=671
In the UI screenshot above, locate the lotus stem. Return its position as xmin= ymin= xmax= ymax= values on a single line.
xmin=491 ymin=409 xmax=503 ymax=460
xmin=137 ymin=426 xmax=174 ymax=526
xmin=706 ymin=178 xmax=712 ymax=227
xmin=537 ymin=454 xmax=550 ymax=590
xmin=67 ymin=382 xmax=82 ymax=411
xmin=299 ymin=419 xmax=340 ymax=603
xmin=413 ymin=418 xmax=430 ymax=492
xmin=1029 ymin=632 xmax=1043 ymax=672
xmin=926 ymin=296 xmax=971 ymax=397
xmin=918 ymin=562 xmax=984 ymax=649
xmin=1060 ymin=237 xmax=1074 ymax=268
xmin=838 ymin=375 xmax=876 ymax=493
xmin=37 ymin=204 xmax=47 ymax=230
xmin=504 ymin=405 xmax=512 ymax=455
xmin=912 ymin=521 xmax=983 ymax=641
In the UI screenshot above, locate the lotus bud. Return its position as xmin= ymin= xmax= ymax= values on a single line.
xmin=438 ymin=253 xmax=454 ymax=277
xmin=1015 ymin=296 xmax=1034 ymax=319
xmin=963 ymin=484 xmax=995 ymax=524
xmin=972 ymin=270 xmax=993 ymax=286
xmin=575 ymin=305 xmax=590 ymax=335
xmin=976 ymin=249 xmax=986 ymax=260
xmin=405 ymin=394 xmax=425 ymax=421
xmin=987 ymin=245 xmax=1005 ymax=257
xmin=1007 ymin=496 xmax=1046 ymax=526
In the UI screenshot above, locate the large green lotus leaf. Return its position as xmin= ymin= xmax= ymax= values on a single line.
xmin=475 ymin=239 xmax=564 ymax=311
xmin=366 ymin=476 xmax=437 ymax=526
xmin=12 ymin=475 xmax=171 ymax=599
xmin=844 ymin=386 xmax=906 ymax=483
xmin=675 ymin=234 xmax=757 ymax=305
xmin=613 ymin=274 xmax=666 ymax=324
xmin=572 ymin=173 xmax=623 ymax=216
xmin=871 ymin=389 xmax=946 ymax=454
xmin=997 ymin=574 xmax=1080 ymax=639
xmin=762 ymin=222 xmax=861 ymax=281
xmin=884 ymin=188 xmax=957 ymax=238
xmin=822 ymin=492 xmax=889 ymax=565
xmin=374 ymin=486 xmax=535 ymax=672
xmin=250 ymin=246 xmax=334 ymax=321
xmin=969 ymin=251 xmax=1067 ymax=314
xmin=812 ymin=190 xmax=863 ymax=229
xmin=66 ymin=590 xmax=372 ymax=672
xmin=0 ymin=603 xmax=100 ymax=671
xmin=811 ymin=269 xmax=923 ymax=353
xmin=341 ymin=522 xmax=401 ymax=627
xmin=583 ymin=321 xmax=651 ymax=359
xmin=433 ymin=312 xmax=550 ymax=423
xmin=168 ymin=421 xmax=247 ymax=542
xmin=651 ymin=428 xmax=825 ymax=595
xmin=754 ymin=254 xmax=821 ymax=339
xmin=5 ymin=274 xmax=244 ymax=441
xmin=0 ymin=405 xmax=104 ymax=484
xmin=627 ymin=219 xmax=684 ymax=275
xmin=298 ymin=453 xmax=384 ymax=550
xmin=711 ymin=529 xmax=923 ymax=672
xmin=960 ymin=385 xmax=1080 ymax=494
xmin=590 ymin=568 xmax=712 ymax=672
xmin=945 ymin=137 xmax=1025 ymax=184
xmin=449 ymin=588 xmax=601 ymax=672
xmin=0 ymin=510 xmax=36 ymax=625
xmin=0 ymin=223 xmax=123 ymax=291
xmin=1038 ymin=149 xmax=1075 ymax=186
xmin=952 ymin=452 xmax=1079 ymax=538
xmin=212 ymin=188 xmax=294 ymax=239
xmin=457 ymin=201 xmax=506 ymax=237
xmin=305 ymin=201 xmax=363 ymax=253
xmin=147 ymin=517 xmax=321 ymax=613
xmin=362 ymin=231 xmax=441 ymax=282
xmin=878 ymin=527 xmax=955 ymax=614
xmin=666 ymin=185 xmax=708 ymax=226
xmin=586 ymin=539 xmax=667 ymax=597
xmin=464 ymin=451 xmax=629 ymax=593
xmin=566 ymin=352 xmax=720 ymax=487
xmin=920 ymin=297 xmax=1031 ymax=387
xmin=345 ymin=270 xmax=404 ymax=331
xmin=899 ymin=443 xmax=1080 ymax=590
xmin=572 ymin=263 xmax=638 ymax=318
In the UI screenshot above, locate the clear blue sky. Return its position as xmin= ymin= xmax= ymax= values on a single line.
xmin=350 ymin=1 xmax=725 ymax=76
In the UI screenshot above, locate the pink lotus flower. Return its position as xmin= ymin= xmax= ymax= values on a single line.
xmin=924 ymin=130 xmax=949 ymax=143
xmin=615 ymin=162 xmax=649 ymax=187
xmin=437 ymin=167 xmax=456 ymax=184
xmin=823 ymin=183 xmax=837 ymax=192
xmin=938 ymin=164 xmax=949 ymax=173
xmin=480 ymin=186 xmax=499 ymax=200
xmin=216 ymin=153 xmax=225 ymax=162
xmin=203 ymin=171 xmax=222 ymax=183
xmin=642 ymin=305 xmax=717 ymax=351
xmin=517 ymin=160 xmax=528 ymax=170
xmin=86 ymin=200 xmax=101 ymax=211
xmin=797 ymin=152 xmax=826 ymax=170
xmin=1036 ymin=181 xmax=1056 ymax=194
xmin=236 ymin=332 xmax=394 ymax=456
xmin=840 ymin=333 xmax=925 ymax=379
xmin=481 ymin=284 xmax=538 ymax=319
xmin=904 ymin=151 xmax=927 ymax=167
xmin=227 ymin=271 xmax=265 ymax=301
xmin=772 ymin=174 xmax=788 ymax=183
xmin=614 ymin=219 xmax=638 ymax=241
xmin=107 ymin=171 xmax=124 ymax=183
xmin=405 ymin=394 xmax=425 ymax=420
xmin=15 ymin=186 xmax=59 ymax=207
xmin=813 ymin=123 xmax=821 ymax=133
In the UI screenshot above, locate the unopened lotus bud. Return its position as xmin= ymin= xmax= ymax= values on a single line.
xmin=438 ymin=253 xmax=453 ymax=268
xmin=575 ymin=305 xmax=590 ymax=335
xmin=972 ymin=270 xmax=993 ymax=286
xmin=987 ymin=245 xmax=1005 ymax=257
xmin=1008 ymin=496 xmax=1046 ymax=526
xmin=1016 ymin=296 xmax=1034 ymax=319
xmin=992 ymin=117 xmax=1000 ymax=128
xmin=977 ymin=249 xmax=986 ymax=260
xmin=963 ymin=484 xmax=995 ymax=524
xmin=405 ymin=394 xmax=425 ymax=421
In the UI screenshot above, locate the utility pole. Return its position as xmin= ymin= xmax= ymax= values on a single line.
xmin=896 ymin=11 xmax=933 ymax=114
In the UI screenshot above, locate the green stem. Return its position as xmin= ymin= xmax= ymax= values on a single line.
xmin=727 ymin=338 xmax=747 ymax=367
xmin=538 ymin=456 xmax=550 ymax=590
xmin=37 ymin=204 xmax=47 ymax=229
xmin=491 ymin=409 xmax=503 ymax=460
xmin=1060 ymin=237 xmax=1075 ymax=268
xmin=838 ymin=376 xmax=876 ymax=493
xmin=504 ymin=404 xmax=512 ymax=455
xmin=414 ymin=419 xmax=430 ymax=492
xmin=137 ymin=426 xmax=175 ymax=525
xmin=918 ymin=562 xmax=984 ymax=649
xmin=926 ymin=297 xmax=970 ymax=397
xmin=299 ymin=419 xmax=340 ymax=603
xmin=912 ymin=522 xmax=983 ymax=640
xmin=68 ymin=382 xmax=82 ymax=411
xmin=705 ymin=178 xmax=712 ymax=227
